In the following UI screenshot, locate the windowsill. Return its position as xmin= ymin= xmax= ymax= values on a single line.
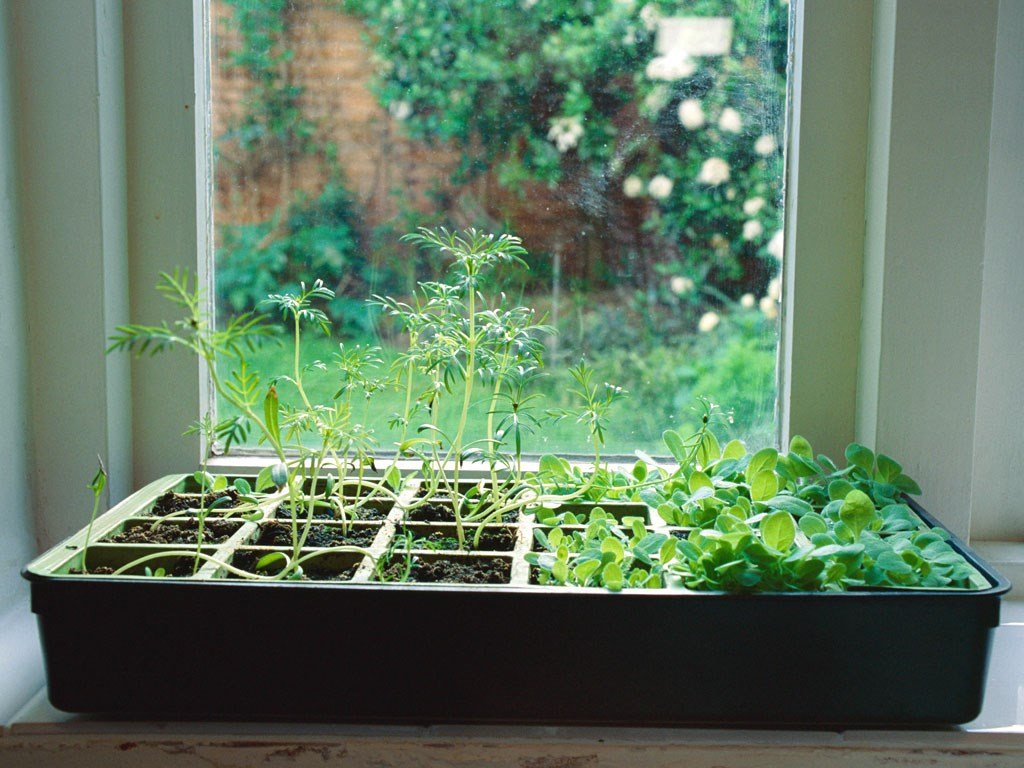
xmin=1 ymin=600 xmax=1022 ymax=765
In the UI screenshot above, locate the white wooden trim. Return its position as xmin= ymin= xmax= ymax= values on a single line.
xmin=778 ymin=0 xmax=873 ymax=460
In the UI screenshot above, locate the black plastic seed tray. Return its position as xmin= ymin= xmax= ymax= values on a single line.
xmin=24 ymin=476 xmax=1009 ymax=725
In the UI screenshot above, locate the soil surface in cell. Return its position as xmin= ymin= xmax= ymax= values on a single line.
xmin=256 ymin=521 xmax=378 ymax=548
xmin=405 ymin=501 xmax=517 ymax=523
xmin=275 ymin=499 xmax=392 ymax=522
xmin=229 ymin=549 xmax=357 ymax=581
xmin=149 ymin=489 xmax=240 ymax=516
xmin=73 ymin=558 xmax=196 ymax=577
xmin=377 ymin=555 xmax=510 ymax=584
xmin=103 ymin=519 xmax=241 ymax=545
xmin=397 ymin=526 xmax=517 ymax=552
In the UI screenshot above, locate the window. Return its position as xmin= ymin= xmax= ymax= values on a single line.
xmin=22 ymin=1 xmax=1017 ymax=550
xmin=206 ymin=0 xmax=791 ymax=457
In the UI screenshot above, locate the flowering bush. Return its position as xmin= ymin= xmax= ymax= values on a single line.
xmin=344 ymin=0 xmax=788 ymax=319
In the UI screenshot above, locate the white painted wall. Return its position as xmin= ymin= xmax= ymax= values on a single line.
xmin=0 ymin=0 xmax=46 ymax=725
xmin=858 ymin=0 xmax=1000 ymax=539
xmin=970 ymin=0 xmax=1024 ymax=542
xmin=11 ymin=0 xmax=132 ymax=549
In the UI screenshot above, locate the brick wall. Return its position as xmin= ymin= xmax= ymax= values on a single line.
xmin=210 ymin=0 xmax=630 ymax=280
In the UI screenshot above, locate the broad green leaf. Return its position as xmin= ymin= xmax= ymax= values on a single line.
xmin=696 ymin=431 xmax=721 ymax=466
xmin=747 ymin=447 xmax=778 ymax=478
xmin=573 ymin=559 xmax=600 ymax=584
xmin=663 ymin=429 xmax=688 ymax=464
xmin=253 ymin=462 xmax=274 ymax=493
xmin=795 ymin=558 xmax=825 ymax=580
xmin=657 ymin=502 xmax=681 ymax=525
xmin=552 ymin=559 xmax=568 ymax=583
xmin=839 ymin=489 xmax=877 ymax=538
xmin=539 ymin=454 xmax=569 ymax=481
xmin=876 ymin=453 xmax=902 ymax=483
xmin=786 ymin=453 xmax=821 ymax=478
xmin=894 ymin=473 xmax=922 ymax=495
xmin=602 ymin=562 xmax=624 ymax=591
xmin=798 ymin=512 xmax=829 ymax=537
xmin=631 ymin=460 xmax=647 ymax=483
xmin=750 ymin=470 xmax=778 ymax=502
xmin=659 ymin=538 xmax=677 ymax=564
xmin=193 ymin=470 xmax=214 ymax=490
xmin=762 ymin=495 xmax=813 ymax=517
xmin=676 ymin=539 xmax=702 ymax=560
xmin=384 ymin=464 xmax=402 ymax=491
xmin=737 ymin=569 xmax=762 ymax=588
xmin=689 ymin=471 xmax=714 ymax=494
xmin=690 ymin=485 xmax=714 ymax=502
xmin=723 ymin=439 xmax=746 ymax=460
xmin=828 ymin=479 xmax=855 ymax=501
xmin=876 ymin=550 xmax=914 ymax=574
xmin=232 ymin=477 xmax=251 ymax=496
xmin=761 ymin=510 xmax=796 ymax=552
xmin=601 ymin=537 xmax=624 ymax=562
xmin=263 ymin=384 xmax=281 ymax=447
xmin=789 ymin=435 xmax=813 ymax=459
xmin=845 ymin=442 xmax=875 ymax=473
xmin=255 ymin=551 xmax=287 ymax=572
xmin=212 ymin=474 xmax=228 ymax=492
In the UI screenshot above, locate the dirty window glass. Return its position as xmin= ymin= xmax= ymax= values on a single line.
xmin=210 ymin=0 xmax=790 ymax=454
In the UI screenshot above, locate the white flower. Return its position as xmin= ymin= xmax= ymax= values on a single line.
xmin=645 ymin=52 xmax=696 ymax=81
xmin=767 ymin=276 xmax=782 ymax=301
xmin=743 ymin=220 xmax=764 ymax=241
xmin=698 ymin=311 xmax=720 ymax=333
xmin=725 ymin=187 xmax=736 ymax=201
xmin=754 ymin=134 xmax=778 ymax=156
xmin=718 ymin=107 xmax=742 ymax=134
xmin=389 ymin=100 xmax=412 ymax=121
xmin=622 ymin=175 xmax=644 ymax=198
xmin=743 ymin=196 xmax=766 ymax=216
xmin=640 ymin=3 xmax=660 ymax=31
xmin=670 ymin=276 xmax=694 ymax=295
xmin=677 ymin=98 xmax=705 ymax=130
xmin=697 ymin=157 xmax=730 ymax=186
xmin=521 ymin=0 xmax=539 ymax=8
xmin=622 ymin=28 xmax=637 ymax=46
xmin=767 ymin=229 xmax=784 ymax=260
xmin=648 ymin=174 xmax=673 ymax=200
xmin=759 ymin=295 xmax=779 ymax=320
xmin=547 ymin=116 xmax=584 ymax=153
xmin=643 ymin=85 xmax=670 ymax=114
xmin=740 ymin=293 xmax=756 ymax=308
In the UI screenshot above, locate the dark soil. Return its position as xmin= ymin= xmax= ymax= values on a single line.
xmin=72 ymin=559 xmax=195 ymax=577
xmin=398 ymin=526 xmax=517 ymax=552
xmin=376 ymin=555 xmax=510 ymax=584
xmin=274 ymin=499 xmax=392 ymax=522
xmin=229 ymin=549 xmax=356 ymax=581
xmin=70 ymin=566 xmax=114 ymax=575
xmin=256 ymin=521 xmax=379 ymax=548
xmin=405 ymin=502 xmax=517 ymax=523
xmin=149 ymin=489 xmax=240 ymax=516
xmin=103 ymin=519 xmax=241 ymax=545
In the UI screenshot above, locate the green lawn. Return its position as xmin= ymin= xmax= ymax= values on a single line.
xmin=217 ymin=321 xmax=777 ymax=458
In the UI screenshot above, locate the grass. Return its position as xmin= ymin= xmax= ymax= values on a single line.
xmin=216 ymin=313 xmax=778 ymax=458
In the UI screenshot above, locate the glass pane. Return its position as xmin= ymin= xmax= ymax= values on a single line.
xmin=210 ymin=0 xmax=789 ymax=456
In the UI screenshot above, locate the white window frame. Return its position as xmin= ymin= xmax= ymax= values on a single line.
xmin=9 ymin=0 xmax=1019 ymax=553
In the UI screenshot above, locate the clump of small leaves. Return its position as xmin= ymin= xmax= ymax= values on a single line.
xmin=526 ymin=508 xmax=675 ymax=591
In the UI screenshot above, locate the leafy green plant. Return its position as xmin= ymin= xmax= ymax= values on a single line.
xmin=526 ymin=507 xmax=675 ymax=591
xmin=79 ymin=458 xmax=107 ymax=574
